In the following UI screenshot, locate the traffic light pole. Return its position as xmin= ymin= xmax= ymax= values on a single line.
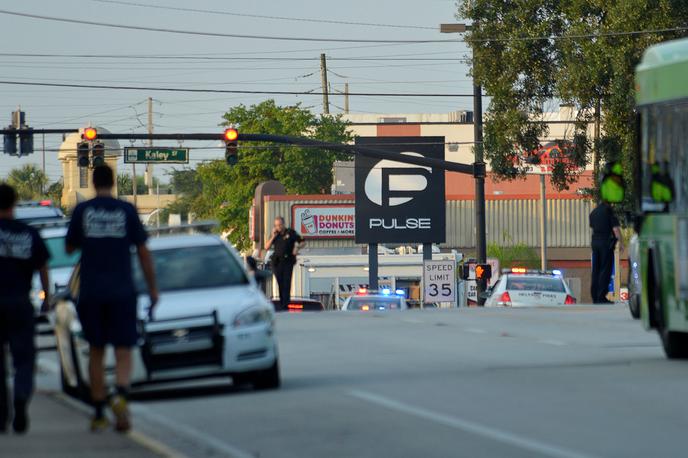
xmin=473 ymin=83 xmax=488 ymax=306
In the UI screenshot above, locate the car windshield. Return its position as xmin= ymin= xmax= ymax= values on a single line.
xmin=134 ymin=245 xmax=248 ymax=293
xmin=44 ymin=236 xmax=80 ymax=269
xmin=506 ymin=276 xmax=566 ymax=293
xmin=15 ymin=207 xmax=63 ymax=222
xmin=347 ymin=296 xmax=401 ymax=310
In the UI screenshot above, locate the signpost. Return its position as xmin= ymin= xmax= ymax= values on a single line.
xmin=354 ymin=136 xmax=446 ymax=291
xmin=124 ymin=147 xmax=189 ymax=164
xmin=423 ymin=260 xmax=456 ymax=304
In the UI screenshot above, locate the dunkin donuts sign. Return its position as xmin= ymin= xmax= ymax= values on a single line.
xmin=291 ymin=204 xmax=355 ymax=238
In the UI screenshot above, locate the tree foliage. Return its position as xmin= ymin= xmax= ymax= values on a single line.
xmin=6 ymin=164 xmax=48 ymax=200
xmin=459 ymin=0 xmax=688 ymax=194
xmin=171 ymin=100 xmax=352 ymax=250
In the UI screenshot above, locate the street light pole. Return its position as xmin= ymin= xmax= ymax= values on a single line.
xmin=441 ymin=23 xmax=488 ymax=305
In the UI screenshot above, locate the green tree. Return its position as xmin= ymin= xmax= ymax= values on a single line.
xmin=459 ymin=0 xmax=688 ymax=196
xmin=6 ymin=164 xmax=48 ymax=200
xmin=187 ymin=100 xmax=352 ymax=250
xmin=161 ymin=168 xmax=202 ymax=222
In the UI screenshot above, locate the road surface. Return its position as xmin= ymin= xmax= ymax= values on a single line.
xmin=38 ymin=305 xmax=688 ymax=457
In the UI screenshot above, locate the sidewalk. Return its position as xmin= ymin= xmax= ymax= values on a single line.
xmin=1 ymin=390 xmax=166 ymax=457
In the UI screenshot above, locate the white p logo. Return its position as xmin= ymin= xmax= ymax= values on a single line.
xmin=363 ymin=152 xmax=431 ymax=207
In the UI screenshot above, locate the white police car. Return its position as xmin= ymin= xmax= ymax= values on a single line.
xmin=54 ymin=233 xmax=279 ymax=398
xmin=484 ymin=268 xmax=576 ymax=307
xmin=29 ymin=224 xmax=79 ymax=342
xmin=341 ymin=288 xmax=409 ymax=311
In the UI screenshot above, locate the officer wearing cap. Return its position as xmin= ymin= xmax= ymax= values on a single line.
xmin=0 ymin=183 xmax=50 ymax=434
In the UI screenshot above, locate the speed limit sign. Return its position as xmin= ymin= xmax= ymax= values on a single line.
xmin=423 ymin=260 xmax=456 ymax=303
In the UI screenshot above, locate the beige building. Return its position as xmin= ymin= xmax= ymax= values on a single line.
xmin=58 ymin=128 xmax=176 ymax=217
xmin=58 ymin=127 xmax=120 ymax=209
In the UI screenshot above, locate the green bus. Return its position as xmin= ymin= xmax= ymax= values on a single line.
xmin=634 ymin=37 xmax=688 ymax=358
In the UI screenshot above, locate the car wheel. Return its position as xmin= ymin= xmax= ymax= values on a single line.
xmin=252 ymin=360 xmax=281 ymax=390
xmin=628 ymin=294 xmax=640 ymax=319
xmin=60 ymin=333 xmax=90 ymax=402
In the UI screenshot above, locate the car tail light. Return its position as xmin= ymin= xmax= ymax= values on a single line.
xmin=498 ymin=291 xmax=512 ymax=306
xmin=287 ymin=303 xmax=304 ymax=312
xmin=565 ymin=295 xmax=576 ymax=305
xmin=361 ymin=305 xmax=370 ymax=311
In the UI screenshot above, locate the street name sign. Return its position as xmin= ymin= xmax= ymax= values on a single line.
xmin=423 ymin=259 xmax=456 ymax=303
xmin=124 ymin=147 xmax=189 ymax=164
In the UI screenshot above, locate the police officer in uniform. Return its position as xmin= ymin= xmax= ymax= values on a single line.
xmin=66 ymin=165 xmax=158 ymax=432
xmin=0 ymin=183 xmax=50 ymax=434
xmin=589 ymin=199 xmax=624 ymax=304
xmin=265 ymin=216 xmax=304 ymax=311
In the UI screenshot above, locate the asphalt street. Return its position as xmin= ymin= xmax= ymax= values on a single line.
xmin=37 ymin=305 xmax=688 ymax=457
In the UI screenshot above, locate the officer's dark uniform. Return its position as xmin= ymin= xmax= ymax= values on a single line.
xmin=589 ymin=202 xmax=619 ymax=303
xmin=66 ymin=196 xmax=147 ymax=347
xmin=270 ymin=228 xmax=303 ymax=311
xmin=0 ymin=218 xmax=49 ymax=429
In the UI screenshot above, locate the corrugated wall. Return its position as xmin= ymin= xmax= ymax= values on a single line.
xmin=265 ymin=198 xmax=593 ymax=249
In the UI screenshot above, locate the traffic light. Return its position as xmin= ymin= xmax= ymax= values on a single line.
xmin=82 ymin=127 xmax=97 ymax=141
xmin=77 ymin=142 xmax=90 ymax=168
xmin=19 ymin=129 xmax=33 ymax=156
xmin=475 ymin=264 xmax=492 ymax=281
xmin=92 ymin=142 xmax=105 ymax=167
xmin=3 ymin=130 xmax=16 ymax=156
xmin=224 ymin=128 xmax=239 ymax=166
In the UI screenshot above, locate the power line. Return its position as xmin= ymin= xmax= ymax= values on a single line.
xmin=91 ymin=0 xmax=437 ymax=30
xmin=0 ymin=52 xmax=462 ymax=61
xmin=0 ymin=80 xmax=477 ymax=97
xmin=467 ymin=26 xmax=688 ymax=43
xmin=0 ymin=9 xmax=458 ymax=44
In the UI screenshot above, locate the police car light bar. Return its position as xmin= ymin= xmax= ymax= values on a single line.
xmin=502 ymin=268 xmax=563 ymax=276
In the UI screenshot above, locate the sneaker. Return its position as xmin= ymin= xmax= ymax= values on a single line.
xmin=12 ymin=399 xmax=28 ymax=434
xmin=90 ymin=416 xmax=110 ymax=432
xmin=110 ymin=395 xmax=131 ymax=432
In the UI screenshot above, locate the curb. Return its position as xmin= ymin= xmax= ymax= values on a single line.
xmin=49 ymin=391 xmax=187 ymax=458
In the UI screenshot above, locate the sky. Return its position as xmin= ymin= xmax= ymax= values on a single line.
xmin=0 ymin=0 xmax=472 ymax=183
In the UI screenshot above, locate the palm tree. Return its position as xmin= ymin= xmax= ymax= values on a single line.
xmin=6 ymin=164 xmax=48 ymax=201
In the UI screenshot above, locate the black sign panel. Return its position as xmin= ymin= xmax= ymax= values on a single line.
xmin=355 ymin=136 xmax=445 ymax=244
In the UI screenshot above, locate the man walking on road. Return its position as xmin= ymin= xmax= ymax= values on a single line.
xmin=66 ymin=165 xmax=158 ymax=432
xmin=0 ymin=183 xmax=50 ymax=434
xmin=265 ymin=216 xmax=304 ymax=311
xmin=589 ymin=199 xmax=623 ymax=304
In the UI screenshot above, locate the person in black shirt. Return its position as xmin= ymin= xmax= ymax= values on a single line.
xmin=589 ymin=200 xmax=624 ymax=304
xmin=66 ymin=165 xmax=158 ymax=433
xmin=0 ymin=183 xmax=50 ymax=434
xmin=264 ymin=216 xmax=304 ymax=311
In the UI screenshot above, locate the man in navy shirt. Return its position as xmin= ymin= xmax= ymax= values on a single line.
xmin=66 ymin=165 xmax=158 ymax=432
xmin=0 ymin=183 xmax=50 ymax=434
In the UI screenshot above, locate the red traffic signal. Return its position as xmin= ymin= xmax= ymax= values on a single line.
xmin=224 ymin=128 xmax=238 ymax=142
xmin=82 ymin=127 xmax=97 ymax=141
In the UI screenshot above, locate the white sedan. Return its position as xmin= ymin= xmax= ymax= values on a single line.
xmin=484 ymin=269 xmax=576 ymax=307
xmin=54 ymin=233 xmax=279 ymax=399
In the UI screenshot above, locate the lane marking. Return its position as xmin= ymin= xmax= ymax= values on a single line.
xmin=538 ymin=339 xmax=567 ymax=346
xmin=349 ymin=390 xmax=597 ymax=458
xmin=131 ymin=405 xmax=255 ymax=458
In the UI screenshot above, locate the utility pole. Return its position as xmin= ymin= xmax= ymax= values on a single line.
xmin=145 ymin=96 xmax=154 ymax=195
xmin=344 ymin=83 xmax=350 ymax=114
xmin=593 ymin=97 xmax=601 ymax=179
xmin=320 ymin=53 xmax=330 ymax=114
xmin=539 ymin=174 xmax=547 ymax=270
xmin=441 ymin=22 xmax=488 ymax=305
xmin=41 ymin=133 xmax=45 ymax=195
